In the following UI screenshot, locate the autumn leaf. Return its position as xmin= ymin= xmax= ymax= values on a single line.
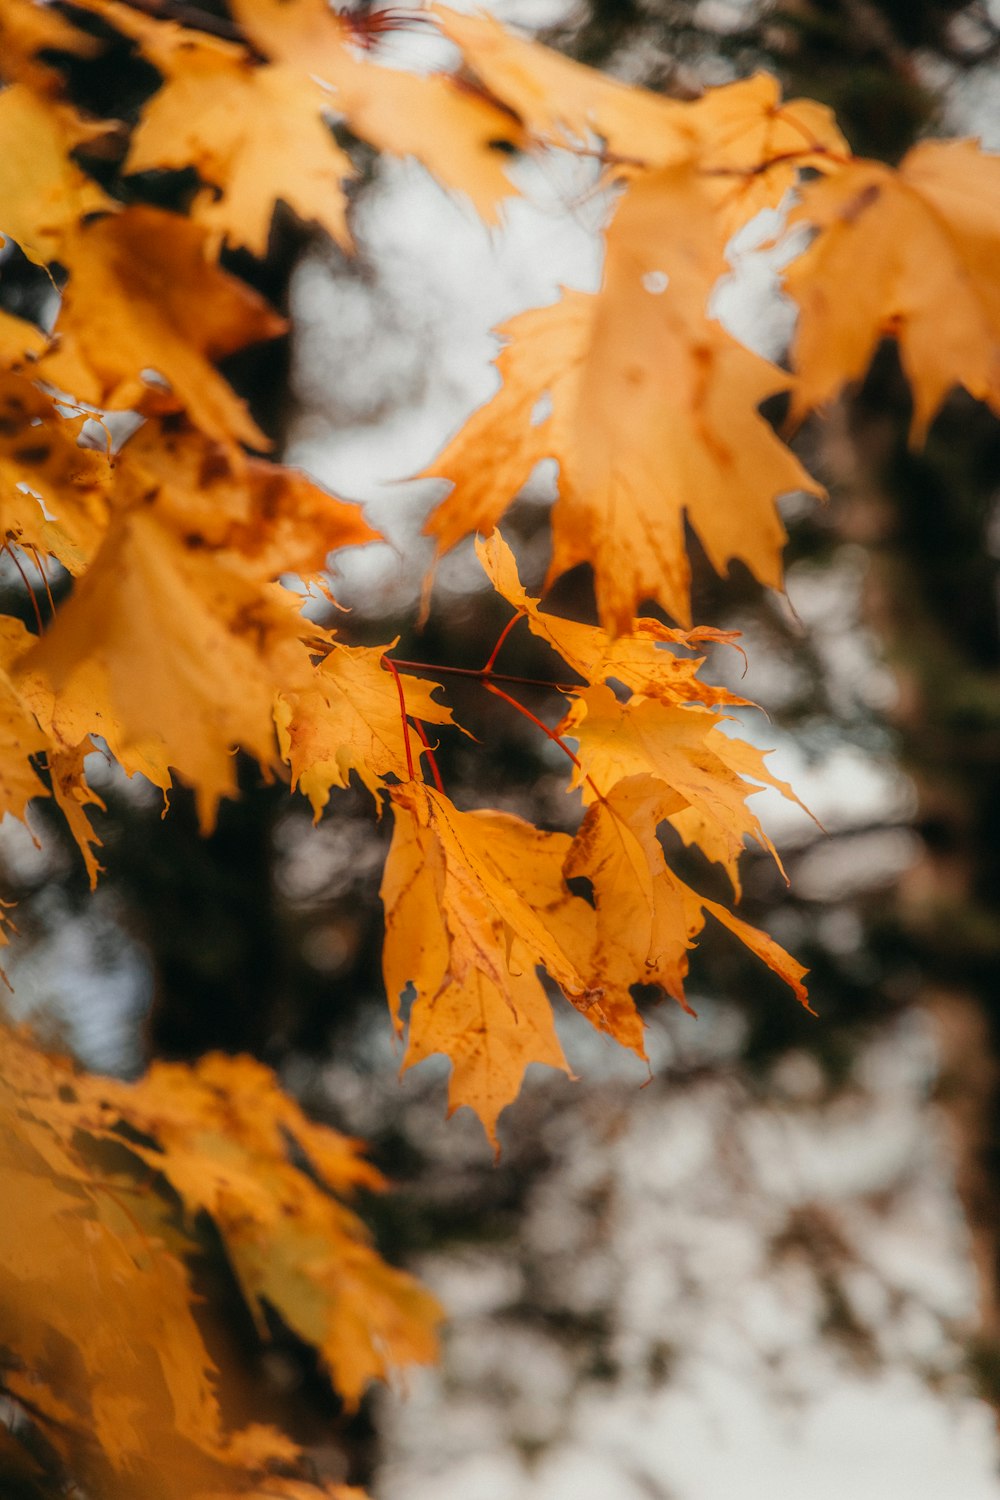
xmin=434 ymin=7 xmax=846 ymax=223
xmin=403 ymin=945 xmax=573 ymax=1155
xmin=426 ymin=163 xmax=821 ymax=631
xmin=48 ymin=741 xmax=106 ymax=889
xmin=686 ymin=73 xmax=848 ymax=236
xmin=565 ymin=773 xmax=810 ymax=1013
xmin=0 ymin=371 xmax=111 ymax=574
xmin=40 ymin=207 xmax=286 ymax=449
xmin=563 ymin=775 xmax=703 ymax=1017
xmin=476 ymin=530 xmax=746 ymax=708
xmin=107 ymin=8 xmax=356 ymax=255
xmin=0 ymin=306 xmax=45 ymax=369
xmin=72 ymin=1050 xmax=442 ymax=1406
xmin=23 ymin=504 xmax=317 ymax=831
xmin=1 ymin=1024 xmax=436 ymax=1491
xmin=558 ymin=683 xmax=792 ymax=888
xmin=0 ymin=1028 xmax=236 ymax=1496
xmin=0 ymin=83 xmax=113 ymax=262
xmin=115 ymin=416 xmax=377 ymax=583
xmin=227 ymin=0 xmax=526 ymax=223
xmin=0 ymin=616 xmax=49 ymax=821
xmin=12 ymin=412 xmax=377 ymax=838
xmin=381 ymin=782 xmax=584 ymax=1147
xmin=431 ymin=2 xmax=693 ymax=165
xmin=277 ymin=643 xmax=458 ymax=814
xmin=785 ymin=139 xmax=1000 ymax=441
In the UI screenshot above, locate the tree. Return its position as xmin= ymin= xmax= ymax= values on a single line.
xmin=1 ymin=0 xmax=998 ymax=1492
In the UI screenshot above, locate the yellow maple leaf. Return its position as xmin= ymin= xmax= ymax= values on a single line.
xmin=228 ymin=0 xmax=526 ymax=223
xmin=0 ymin=371 xmax=111 ymax=574
xmin=0 ymin=84 xmax=112 ymax=262
xmin=0 ymin=609 xmax=105 ymax=896
xmin=47 ymin=741 xmax=106 ymax=889
xmin=559 ymin=683 xmax=795 ymax=888
xmin=40 ymin=207 xmax=286 ymax=449
xmin=74 ymin=1051 xmax=442 ymax=1406
xmin=118 ymin=417 xmax=377 ymax=583
xmin=434 ymin=7 xmax=845 ymax=234
xmin=381 ymin=783 xmax=583 ymax=1147
xmin=0 ymin=306 xmax=45 ymax=369
xmin=565 ymin=773 xmax=810 ymax=1012
xmin=113 ymin=12 xmax=355 ymax=255
xmin=0 ymin=616 xmax=49 ymax=821
xmin=426 ymin=163 xmax=821 ymax=631
xmin=669 ymin=730 xmax=813 ymax=899
xmin=687 ymin=73 xmax=848 ymax=237
xmin=1 ymin=1025 xmax=429 ymax=1490
xmin=277 ymin=642 xmax=458 ymax=814
xmin=476 ymin=530 xmax=746 ymax=707
xmin=404 ymin=946 xmax=572 ymax=1154
xmin=383 ymin=781 xmax=593 ymax=1011
xmin=563 ymin=775 xmax=702 ymax=1015
xmin=23 ymin=505 xmax=316 ymax=831
xmin=431 ymin=3 xmax=693 ymax=165
xmin=786 ymin=139 xmax=1000 ymax=440
xmin=0 ymin=1029 xmax=230 ymax=1494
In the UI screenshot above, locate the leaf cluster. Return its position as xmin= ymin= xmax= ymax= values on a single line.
xmin=1 ymin=0 xmax=999 ymax=1484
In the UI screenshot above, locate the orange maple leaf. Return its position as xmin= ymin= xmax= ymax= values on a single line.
xmin=786 ymin=138 xmax=1000 ymax=441
xmin=23 ymin=505 xmax=316 ymax=831
xmin=0 ymin=84 xmax=112 ymax=262
xmin=109 ymin=9 xmax=355 ymax=255
xmin=227 ymin=0 xmax=526 ymax=223
xmin=0 ymin=372 xmax=111 ymax=574
xmin=426 ymin=164 xmax=821 ymax=631
xmin=277 ymin=643 xmax=458 ymax=814
xmin=477 ymin=531 xmax=746 ymax=707
xmin=40 ymin=208 xmax=285 ymax=449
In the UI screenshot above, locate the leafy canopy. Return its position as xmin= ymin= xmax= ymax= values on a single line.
xmin=1 ymin=0 xmax=998 ymax=1491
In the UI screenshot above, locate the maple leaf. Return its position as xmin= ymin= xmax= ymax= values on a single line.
xmin=434 ymin=7 xmax=846 ymax=228
xmin=15 ymin=415 xmax=374 ymax=841
xmin=558 ymin=683 xmax=799 ymax=889
xmin=685 ymin=73 xmax=848 ymax=237
xmin=383 ymin=781 xmax=595 ymax=1004
xmin=402 ymin=944 xmax=573 ymax=1155
xmin=19 ymin=643 xmax=174 ymax=845
xmin=107 ymin=8 xmax=355 ymax=255
xmin=40 ymin=207 xmax=286 ymax=449
xmin=477 ymin=530 xmax=746 ymax=707
xmin=116 ymin=416 xmax=377 ymax=583
xmin=23 ymin=503 xmax=318 ymax=831
xmin=277 ymin=643 xmax=458 ymax=815
xmin=73 ymin=1050 xmax=442 ymax=1405
xmin=227 ymin=0 xmax=526 ymax=224
xmin=0 ymin=84 xmax=112 ymax=262
xmin=1 ymin=1024 xmax=434 ymax=1491
xmin=563 ymin=775 xmax=702 ymax=1017
xmin=431 ymin=2 xmax=693 ymax=164
xmin=381 ymin=782 xmax=585 ymax=1148
xmin=565 ymin=772 xmax=809 ymax=1012
xmin=0 ymin=371 xmax=111 ymax=574
xmin=426 ymin=163 xmax=821 ymax=631
xmin=0 ymin=1030 xmax=230 ymax=1495
xmin=785 ymin=139 xmax=1000 ymax=440
xmin=48 ymin=741 xmax=106 ymax=889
